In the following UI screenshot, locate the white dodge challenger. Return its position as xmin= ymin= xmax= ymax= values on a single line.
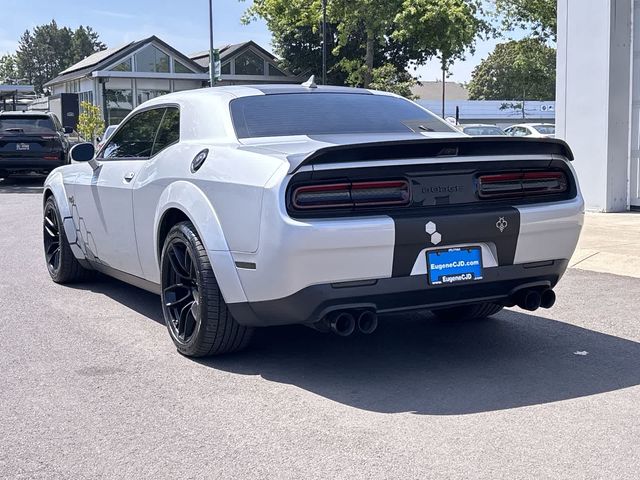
xmin=42 ymin=83 xmax=584 ymax=356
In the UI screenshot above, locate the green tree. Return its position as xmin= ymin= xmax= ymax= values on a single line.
xmin=368 ymin=63 xmax=417 ymax=98
xmin=394 ymin=0 xmax=489 ymax=113
xmin=243 ymin=0 xmax=488 ymax=91
xmin=0 ymin=54 xmax=19 ymax=84
xmin=467 ymin=38 xmax=556 ymax=103
xmin=494 ymin=0 xmax=557 ymax=40
xmin=77 ymin=101 xmax=105 ymax=144
xmin=71 ymin=26 xmax=106 ymax=64
xmin=14 ymin=21 xmax=105 ymax=93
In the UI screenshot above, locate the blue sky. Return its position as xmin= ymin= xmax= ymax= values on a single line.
xmin=0 ymin=0 xmax=517 ymax=83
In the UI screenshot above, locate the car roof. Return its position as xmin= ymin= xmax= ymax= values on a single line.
xmin=509 ymin=123 xmax=554 ymax=127
xmin=148 ymin=84 xmax=392 ymax=106
xmin=462 ymin=124 xmax=502 ymax=128
xmin=0 ymin=111 xmax=54 ymax=117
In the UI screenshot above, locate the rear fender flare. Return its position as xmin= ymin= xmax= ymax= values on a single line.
xmin=154 ymin=181 xmax=248 ymax=304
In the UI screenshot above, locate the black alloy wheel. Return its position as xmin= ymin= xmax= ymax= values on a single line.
xmin=43 ymin=201 xmax=62 ymax=275
xmin=42 ymin=196 xmax=93 ymax=283
xmin=163 ymin=239 xmax=201 ymax=344
xmin=160 ymin=221 xmax=253 ymax=356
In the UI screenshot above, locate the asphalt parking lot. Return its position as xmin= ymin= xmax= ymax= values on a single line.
xmin=1 ymin=177 xmax=639 ymax=479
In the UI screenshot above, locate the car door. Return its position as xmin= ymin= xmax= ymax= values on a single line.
xmin=72 ymin=107 xmax=166 ymax=276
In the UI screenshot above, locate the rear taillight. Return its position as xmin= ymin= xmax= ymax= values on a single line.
xmin=478 ymin=171 xmax=567 ymax=199
xmin=292 ymin=180 xmax=410 ymax=210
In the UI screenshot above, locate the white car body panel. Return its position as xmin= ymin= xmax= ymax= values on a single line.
xmin=43 ymin=85 xmax=583 ymax=327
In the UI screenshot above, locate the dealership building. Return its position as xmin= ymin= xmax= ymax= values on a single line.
xmin=40 ymin=37 xmax=299 ymax=126
xmin=557 ymin=0 xmax=639 ymax=211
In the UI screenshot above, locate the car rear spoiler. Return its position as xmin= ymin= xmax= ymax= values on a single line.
xmin=288 ymin=137 xmax=574 ymax=174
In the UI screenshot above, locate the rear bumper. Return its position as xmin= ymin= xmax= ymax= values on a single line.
xmin=0 ymin=157 xmax=64 ymax=174
xmin=228 ymin=259 xmax=569 ymax=326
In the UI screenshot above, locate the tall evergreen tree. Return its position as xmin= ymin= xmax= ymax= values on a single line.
xmin=14 ymin=21 xmax=106 ymax=93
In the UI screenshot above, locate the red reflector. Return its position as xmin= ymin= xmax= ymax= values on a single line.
xmin=292 ymin=180 xmax=410 ymax=210
xmin=43 ymin=155 xmax=59 ymax=160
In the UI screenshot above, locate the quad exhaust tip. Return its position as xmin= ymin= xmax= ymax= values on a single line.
xmin=328 ymin=311 xmax=356 ymax=337
xmin=356 ymin=310 xmax=378 ymax=335
xmin=515 ymin=288 xmax=556 ymax=311
xmin=319 ymin=309 xmax=379 ymax=336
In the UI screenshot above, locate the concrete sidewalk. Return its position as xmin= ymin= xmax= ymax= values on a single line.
xmin=570 ymin=212 xmax=640 ymax=278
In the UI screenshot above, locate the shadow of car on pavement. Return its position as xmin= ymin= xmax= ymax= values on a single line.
xmin=70 ymin=274 xmax=640 ymax=416
xmin=201 ymin=310 xmax=640 ymax=415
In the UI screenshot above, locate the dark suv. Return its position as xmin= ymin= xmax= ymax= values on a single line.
xmin=0 ymin=111 xmax=72 ymax=178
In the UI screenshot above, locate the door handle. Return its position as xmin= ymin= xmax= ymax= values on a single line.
xmin=124 ymin=172 xmax=135 ymax=182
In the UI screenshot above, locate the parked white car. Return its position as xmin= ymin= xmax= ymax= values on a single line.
xmin=42 ymin=84 xmax=583 ymax=356
xmin=504 ymin=123 xmax=556 ymax=138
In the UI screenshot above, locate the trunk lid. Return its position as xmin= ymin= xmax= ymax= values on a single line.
xmin=239 ymin=133 xmax=573 ymax=173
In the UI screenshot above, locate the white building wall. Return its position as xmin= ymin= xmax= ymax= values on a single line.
xmin=556 ymin=0 xmax=633 ymax=212
xmin=630 ymin=0 xmax=640 ymax=206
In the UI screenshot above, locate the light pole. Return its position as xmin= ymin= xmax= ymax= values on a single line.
xmin=322 ymin=0 xmax=327 ymax=85
xmin=208 ymin=0 xmax=216 ymax=86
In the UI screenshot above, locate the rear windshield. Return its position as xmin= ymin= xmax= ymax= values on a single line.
xmin=532 ymin=125 xmax=555 ymax=134
xmin=230 ymin=93 xmax=455 ymax=138
xmin=0 ymin=116 xmax=56 ymax=134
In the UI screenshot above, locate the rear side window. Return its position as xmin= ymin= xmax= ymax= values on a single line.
xmin=152 ymin=107 xmax=180 ymax=156
xmin=230 ymin=93 xmax=455 ymax=139
xmin=102 ymin=108 xmax=165 ymax=159
xmin=0 ymin=116 xmax=56 ymax=134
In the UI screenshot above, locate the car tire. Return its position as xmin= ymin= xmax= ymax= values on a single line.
xmin=431 ymin=302 xmax=503 ymax=321
xmin=161 ymin=221 xmax=253 ymax=357
xmin=43 ymin=196 xmax=94 ymax=283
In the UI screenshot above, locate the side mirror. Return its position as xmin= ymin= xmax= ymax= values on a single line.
xmin=70 ymin=143 xmax=101 ymax=171
xmin=63 ymin=126 xmax=74 ymax=134
xmin=69 ymin=142 xmax=95 ymax=162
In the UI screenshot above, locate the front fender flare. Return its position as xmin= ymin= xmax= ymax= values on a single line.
xmin=44 ymin=172 xmax=85 ymax=260
xmin=154 ymin=181 xmax=248 ymax=304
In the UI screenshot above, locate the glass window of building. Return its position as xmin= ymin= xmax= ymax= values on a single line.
xmin=111 ymin=59 xmax=132 ymax=72
xmin=173 ymin=60 xmax=192 ymax=73
xmin=221 ymin=62 xmax=231 ymax=75
xmin=234 ymin=50 xmax=265 ymax=75
xmin=135 ymin=45 xmax=170 ymax=73
xmin=137 ymin=89 xmax=170 ymax=106
xmin=104 ymin=89 xmax=134 ymax=125
xmin=268 ymin=64 xmax=286 ymax=77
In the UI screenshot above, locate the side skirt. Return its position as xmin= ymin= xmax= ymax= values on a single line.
xmin=89 ymin=262 xmax=162 ymax=295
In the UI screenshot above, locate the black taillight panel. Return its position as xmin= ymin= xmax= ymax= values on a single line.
xmin=292 ymin=180 xmax=410 ymax=211
xmin=477 ymin=171 xmax=568 ymax=199
xmin=286 ymin=159 xmax=576 ymax=218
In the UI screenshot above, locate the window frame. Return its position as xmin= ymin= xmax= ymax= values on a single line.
xmin=97 ymin=104 xmax=180 ymax=161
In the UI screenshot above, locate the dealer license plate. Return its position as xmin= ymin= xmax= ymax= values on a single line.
xmin=16 ymin=143 xmax=30 ymax=151
xmin=427 ymin=247 xmax=483 ymax=285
